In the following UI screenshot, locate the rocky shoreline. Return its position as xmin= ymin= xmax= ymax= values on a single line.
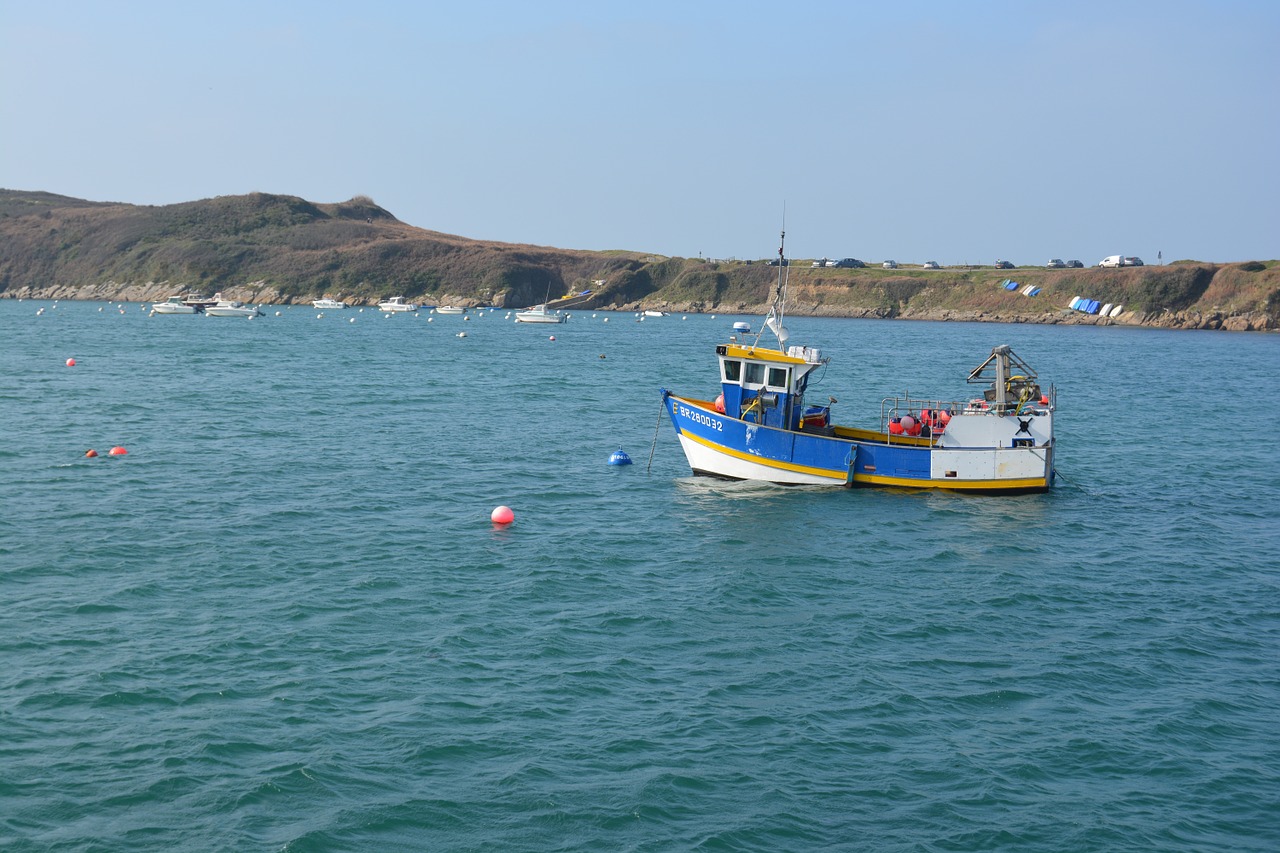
xmin=4 ymin=280 xmax=1274 ymax=332
xmin=615 ymin=300 xmax=1275 ymax=333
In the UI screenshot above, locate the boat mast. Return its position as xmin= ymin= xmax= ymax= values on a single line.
xmin=755 ymin=221 xmax=790 ymax=349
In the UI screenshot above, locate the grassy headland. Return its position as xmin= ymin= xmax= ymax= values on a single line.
xmin=0 ymin=189 xmax=1274 ymax=331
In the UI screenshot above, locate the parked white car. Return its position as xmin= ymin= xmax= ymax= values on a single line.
xmin=922 ymin=261 xmax=941 ymax=269
xmin=1099 ymin=255 xmax=1123 ymax=267
xmin=882 ymin=260 xmax=898 ymax=269
xmin=1046 ymin=259 xmax=1065 ymax=268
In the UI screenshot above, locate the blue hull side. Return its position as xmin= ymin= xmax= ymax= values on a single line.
xmin=664 ymin=393 xmax=854 ymax=483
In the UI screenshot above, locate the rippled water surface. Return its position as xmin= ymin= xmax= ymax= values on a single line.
xmin=2 ymin=300 xmax=1278 ymax=852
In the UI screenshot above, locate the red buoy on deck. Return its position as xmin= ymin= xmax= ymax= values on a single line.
xmin=714 ymin=393 xmax=726 ymax=413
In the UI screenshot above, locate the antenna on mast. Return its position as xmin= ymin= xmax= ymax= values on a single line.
xmin=754 ymin=207 xmax=790 ymax=349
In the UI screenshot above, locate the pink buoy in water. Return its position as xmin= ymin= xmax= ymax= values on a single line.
xmin=549 ymin=335 xmax=556 ymax=341
xmin=491 ymin=505 xmax=514 ymax=525
xmin=84 ymin=449 xmax=98 ymax=458
xmin=66 ymin=358 xmax=76 ymax=367
xmin=108 ymin=446 xmax=128 ymax=456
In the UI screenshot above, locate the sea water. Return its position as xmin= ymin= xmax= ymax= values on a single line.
xmin=1 ymin=300 xmax=1277 ymax=852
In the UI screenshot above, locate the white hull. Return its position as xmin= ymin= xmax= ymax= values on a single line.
xmin=378 ymin=298 xmax=418 ymax=312
xmin=205 ymin=306 xmax=260 ymax=317
xmin=515 ymin=306 xmax=565 ymax=323
xmin=435 ymin=306 xmax=465 ymax=314
xmin=152 ymin=303 xmax=198 ymax=314
xmin=313 ymin=299 xmax=346 ymax=309
xmin=677 ymin=433 xmax=844 ymax=485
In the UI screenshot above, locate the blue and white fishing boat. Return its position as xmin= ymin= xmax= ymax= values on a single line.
xmin=660 ymin=231 xmax=1056 ymax=493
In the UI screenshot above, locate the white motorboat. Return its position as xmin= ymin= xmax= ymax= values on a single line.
xmin=378 ymin=297 xmax=418 ymax=313
xmin=514 ymin=304 xmax=566 ymax=324
xmin=643 ymin=310 xmax=668 ymax=317
xmin=152 ymin=296 xmax=200 ymax=314
xmin=205 ymin=299 xmax=262 ymax=317
xmin=313 ymin=298 xmax=347 ymax=309
xmin=435 ymin=306 xmax=465 ymax=315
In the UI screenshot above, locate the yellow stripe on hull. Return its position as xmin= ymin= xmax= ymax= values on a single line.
xmin=681 ymin=431 xmax=848 ymax=482
xmin=851 ymin=472 xmax=1050 ymax=492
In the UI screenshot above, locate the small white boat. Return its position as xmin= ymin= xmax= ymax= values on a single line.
xmin=435 ymin=306 xmax=466 ymax=315
xmin=378 ymin=297 xmax=418 ymax=313
xmin=643 ymin=310 xmax=668 ymax=317
xmin=515 ymin=304 xmax=566 ymax=324
xmin=205 ymin=298 xmax=262 ymax=317
xmin=313 ymin=298 xmax=347 ymax=309
xmin=152 ymin=296 xmax=200 ymax=314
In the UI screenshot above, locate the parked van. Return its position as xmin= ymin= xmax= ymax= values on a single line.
xmin=1098 ymin=255 xmax=1123 ymax=267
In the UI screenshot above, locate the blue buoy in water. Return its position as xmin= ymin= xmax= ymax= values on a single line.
xmin=607 ymin=448 xmax=633 ymax=466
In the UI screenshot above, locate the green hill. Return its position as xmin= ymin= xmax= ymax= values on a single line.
xmin=0 ymin=189 xmax=1275 ymax=330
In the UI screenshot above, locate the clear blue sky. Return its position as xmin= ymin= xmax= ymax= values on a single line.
xmin=3 ymin=1 xmax=1276 ymax=264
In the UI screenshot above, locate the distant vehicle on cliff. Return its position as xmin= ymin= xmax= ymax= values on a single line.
xmin=1066 ymin=260 xmax=1084 ymax=268
xmin=995 ymin=260 xmax=1014 ymax=269
xmin=1099 ymin=255 xmax=1123 ymax=267
xmin=922 ymin=261 xmax=941 ymax=270
xmin=834 ymin=258 xmax=865 ymax=268
xmin=882 ymin=260 xmax=899 ymax=269
xmin=1046 ymin=259 xmax=1065 ymax=268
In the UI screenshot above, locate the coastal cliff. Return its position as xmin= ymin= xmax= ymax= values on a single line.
xmin=1 ymin=189 xmax=1275 ymax=331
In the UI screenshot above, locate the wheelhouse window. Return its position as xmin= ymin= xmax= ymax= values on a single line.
xmin=722 ymin=359 xmax=742 ymax=383
xmin=744 ymin=362 xmax=766 ymax=386
xmin=767 ymin=366 xmax=789 ymax=390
